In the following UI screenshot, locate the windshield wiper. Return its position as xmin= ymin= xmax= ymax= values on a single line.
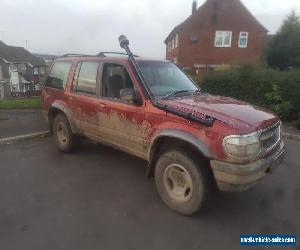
xmin=163 ymin=90 xmax=195 ymax=100
xmin=194 ymin=89 xmax=206 ymax=95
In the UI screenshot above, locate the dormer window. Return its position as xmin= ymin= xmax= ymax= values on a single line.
xmin=215 ymin=31 xmax=232 ymax=48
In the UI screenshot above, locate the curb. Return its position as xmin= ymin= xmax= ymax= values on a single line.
xmin=283 ymin=133 xmax=300 ymax=141
xmin=0 ymin=131 xmax=50 ymax=145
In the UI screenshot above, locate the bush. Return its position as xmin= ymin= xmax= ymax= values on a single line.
xmin=265 ymin=11 xmax=300 ymax=70
xmin=196 ymin=65 xmax=300 ymax=123
xmin=296 ymin=113 xmax=300 ymax=130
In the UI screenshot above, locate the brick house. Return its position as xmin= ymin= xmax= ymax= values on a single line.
xmin=0 ymin=41 xmax=46 ymax=96
xmin=164 ymin=0 xmax=268 ymax=74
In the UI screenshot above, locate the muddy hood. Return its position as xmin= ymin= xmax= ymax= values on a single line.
xmin=159 ymin=94 xmax=278 ymax=132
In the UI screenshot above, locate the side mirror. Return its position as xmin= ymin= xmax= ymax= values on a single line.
xmin=120 ymin=88 xmax=143 ymax=106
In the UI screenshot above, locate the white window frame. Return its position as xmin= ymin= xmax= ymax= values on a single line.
xmin=175 ymin=34 xmax=179 ymax=48
xmin=33 ymin=67 xmax=39 ymax=75
xmin=214 ymin=31 xmax=232 ymax=48
xmin=238 ymin=31 xmax=249 ymax=48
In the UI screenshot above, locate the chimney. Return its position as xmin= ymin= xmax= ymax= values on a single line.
xmin=192 ymin=0 xmax=197 ymax=15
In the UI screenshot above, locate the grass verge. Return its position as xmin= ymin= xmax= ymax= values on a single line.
xmin=0 ymin=98 xmax=42 ymax=109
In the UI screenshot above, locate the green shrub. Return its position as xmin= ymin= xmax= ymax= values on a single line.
xmin=296 ymin=112 xmax=300 ymax=130
xmin=265 ymin=84 xmax=293 ymax=121
xmin=197 ymin=65 xmax=300 ymax=123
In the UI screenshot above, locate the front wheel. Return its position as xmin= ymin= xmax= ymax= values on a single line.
xmin=155 ymin=148 xmax=213 ymax=215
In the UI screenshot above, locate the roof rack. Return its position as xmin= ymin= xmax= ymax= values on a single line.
xmin=97 ymin=52 xmax=139 ymax=57
xmin=61 ymin=54 xmax=93 ymax=57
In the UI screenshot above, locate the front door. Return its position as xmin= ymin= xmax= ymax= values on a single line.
xmin=96 ymin=62 xmax=148 ymax=159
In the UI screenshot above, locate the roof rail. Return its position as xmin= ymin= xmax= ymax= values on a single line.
xmin=97 ymin=52 xmax=139 ymax=57
xmin=61 ymin=53 xmax=93 ymax=57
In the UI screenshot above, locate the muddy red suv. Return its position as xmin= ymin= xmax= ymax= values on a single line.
xmin=42 ymin=36 xmax=285 ymax=215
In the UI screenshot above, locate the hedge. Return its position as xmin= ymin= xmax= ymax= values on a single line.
xmin=195 ymin=65 xmax=300 ymax=127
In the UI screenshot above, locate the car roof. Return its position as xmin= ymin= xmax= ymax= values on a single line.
xmin=55 ymin=56 xmax=170 ymax=64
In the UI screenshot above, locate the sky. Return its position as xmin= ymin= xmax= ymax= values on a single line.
xmin=0 ymin=0 xmax=299 ymax=58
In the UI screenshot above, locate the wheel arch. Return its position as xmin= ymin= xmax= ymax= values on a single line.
xmin=147 ymin=129 xmax=213 ymax=177
xmin=48 ymin=102 xmax=77 ymax=134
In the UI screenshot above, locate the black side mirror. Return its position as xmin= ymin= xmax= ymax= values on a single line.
xmin=120 ymin=88 xmax=143 ymax=106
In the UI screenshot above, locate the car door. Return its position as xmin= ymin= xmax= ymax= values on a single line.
xmin=95 ymin=62 xmax=148 ymax=159
xmin=68 ymin=61 xmax=101 ymax=139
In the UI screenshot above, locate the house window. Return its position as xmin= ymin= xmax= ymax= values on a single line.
xmin=215 ymin=31 xmax=232 ymax=48
xmin=239 ymin=32 xmax=249 ymax=48
xmin=175 ymin=34 xmax=179 ymax=48
xmin=9 ymin=64 xmax=18 ymax=72
xmin=33 ymin=67 xmax=39 ymax=75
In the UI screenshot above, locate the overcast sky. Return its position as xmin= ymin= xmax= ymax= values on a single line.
xmin=0 ymin=0 xmax=299 ymax=58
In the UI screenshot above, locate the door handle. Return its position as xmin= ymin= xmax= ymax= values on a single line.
xmin=99 ymin=103 xmax=106 ymax=109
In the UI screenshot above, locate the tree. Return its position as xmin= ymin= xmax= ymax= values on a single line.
xmin=266 ymin=11 xmax=300 ymax=70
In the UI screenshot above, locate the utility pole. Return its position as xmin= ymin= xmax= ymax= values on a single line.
xmin=25 ymin=40 xmax=29 ymax=50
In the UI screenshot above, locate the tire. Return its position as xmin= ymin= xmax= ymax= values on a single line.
xmin=53 ymin=113 xmax=76 ymax=153
xmin=154 ymin=148 xmax=213 ymax=215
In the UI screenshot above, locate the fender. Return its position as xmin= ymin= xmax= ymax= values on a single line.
xmin=48 ymin=101 xmax=79 ymax=134
xmin=147 ymin=128 xmax=214 ymax=177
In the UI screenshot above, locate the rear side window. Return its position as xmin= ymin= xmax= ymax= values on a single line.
xmin=46 ymin=62 xmax=72 ymax=89
xmin=73 ymin=62 xmax=99 ymax=95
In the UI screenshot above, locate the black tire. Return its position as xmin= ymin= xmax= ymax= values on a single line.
xmin=53 ymin=113 xmax=76 ymax=153
xmin=154 ymin=148 xmax=213 ymax=215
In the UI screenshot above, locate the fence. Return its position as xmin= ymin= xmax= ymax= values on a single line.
xmin=10 ymin=82 xmax=42 ymax=98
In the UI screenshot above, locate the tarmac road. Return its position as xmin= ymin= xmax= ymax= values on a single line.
xmin=0 ymin=109 xmax=48 ymax=139
xmin=0 ymin=137 xmax=299 ymax=250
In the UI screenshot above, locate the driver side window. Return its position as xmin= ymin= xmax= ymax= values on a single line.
xmin=101 ymin=63 xmax=134 ymax=100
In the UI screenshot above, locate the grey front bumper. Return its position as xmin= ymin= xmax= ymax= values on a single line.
xmin=210 ymin=141 xmax=286 ymax=192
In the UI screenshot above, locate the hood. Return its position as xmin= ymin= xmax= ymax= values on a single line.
xmin=158 ymin=94 xmax=278 ymax=133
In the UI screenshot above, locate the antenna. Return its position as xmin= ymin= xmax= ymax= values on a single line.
xmin=25 ymin=40 xmax=29 ymax=50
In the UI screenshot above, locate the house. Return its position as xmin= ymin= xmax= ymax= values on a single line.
xmin=0 ymin=80 xmax=10 ymax=99
xmin=34 ymin=53 xmax=57 ymax=74
xmin=164 ymin=0 xmax=268 ymax=74
xmin=0 ymin=41 xmax=46 ymax=95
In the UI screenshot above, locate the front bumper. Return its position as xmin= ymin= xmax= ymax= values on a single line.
xmin=210 ymin=141 xmax=286 ymax=192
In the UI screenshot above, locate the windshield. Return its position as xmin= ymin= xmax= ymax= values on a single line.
xmin=137 ymin=61 xmax=199 ymax=97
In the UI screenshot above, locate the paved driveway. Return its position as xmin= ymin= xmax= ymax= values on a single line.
xmin=0 ymin=109 xmax=48 ymax=139
xmin=0 ymin=137 xmax=299 ymax=250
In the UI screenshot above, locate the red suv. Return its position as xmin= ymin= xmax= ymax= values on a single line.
xmin=42 ymin=36 xmax=285 ymax=215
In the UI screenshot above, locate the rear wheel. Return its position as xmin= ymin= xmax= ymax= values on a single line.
xmin=53 ymin=113 xmax=75 ymax=153
xmin=155 ymin=148 xmax=213 ymax=215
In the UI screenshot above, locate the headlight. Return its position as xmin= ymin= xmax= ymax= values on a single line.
xmin=223 ymin=133 xmax=261 ymax=160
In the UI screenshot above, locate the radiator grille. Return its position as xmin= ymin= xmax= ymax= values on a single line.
xmin=260 ymin=122 xmax=281 ymax=155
